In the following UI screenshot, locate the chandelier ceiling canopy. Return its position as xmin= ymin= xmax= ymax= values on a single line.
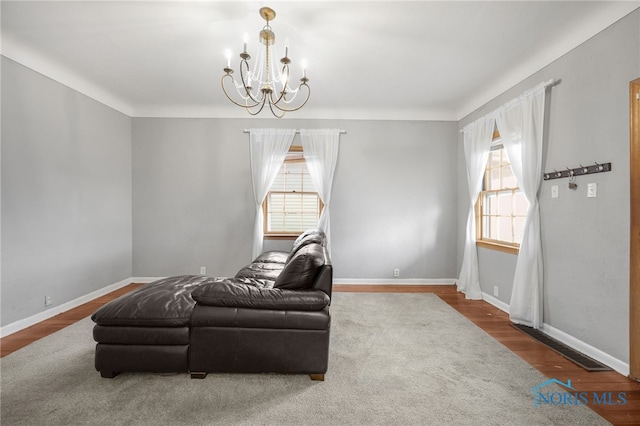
xmin=221 ymin=7 xmax=310 ymax=118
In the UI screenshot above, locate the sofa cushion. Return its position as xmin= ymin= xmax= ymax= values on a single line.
xmin=276 ymin=243 xmax=325 ymax=290
xmin=252 ymin=250 xmax=289 ymax=264
xmin=288 ymin=230 xmax=326 ymax=262
xmin=91 ymin=275 xmax=210 ymax=327
xmin=191 ymin=279 xmax=330 ymax=311
xmin=234 ymin=263 xmax=282 ymax=288
xmin=293 ymin=228 xmax=324 ymax=247
xmin=190 ymin=305 xmax=330 ymax=330
xmin=93 ymin=325 xmax=189 ymax=345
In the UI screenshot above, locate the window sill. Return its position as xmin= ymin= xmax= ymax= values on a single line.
xmin=476 ymin=240 xmax=519 ymax=255
xmin=264 ymin=234 xmax=298 ymax=240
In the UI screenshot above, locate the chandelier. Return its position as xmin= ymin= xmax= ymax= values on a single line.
xmin=221 ymin=7 xmax=310 ymax=118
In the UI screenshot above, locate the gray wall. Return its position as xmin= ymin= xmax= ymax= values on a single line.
xmin=1 ymin=58 xmax=133 ymax=326
xmin=457 ymin=10 xmax=640 ymax=363
xmin=331 ymin=120 xmax=458 ymax=279
xmin=132 ymin=118 xmax=459 ymax=280
xmin=132 ymin=118 xmax=255 ymax=277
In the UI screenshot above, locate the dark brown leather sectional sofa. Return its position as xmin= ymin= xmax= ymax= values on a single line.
xmin=91 ymin=230 xmax=332 ymax=381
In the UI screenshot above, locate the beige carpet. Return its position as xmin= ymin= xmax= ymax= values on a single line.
xmin=0 ymin=293 xmax=608 ymax=425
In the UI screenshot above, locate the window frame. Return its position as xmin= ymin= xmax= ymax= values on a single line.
xmin=262 ymin=146 xmax=323 ymax=239
xmin=475 ymin=131 xmax=525 ymax=255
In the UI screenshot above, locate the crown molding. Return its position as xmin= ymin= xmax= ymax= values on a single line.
xmin=130 ymin=105 xmax=458 ymax=121
xmin=1 ymin=34 xmax=133 ymax=116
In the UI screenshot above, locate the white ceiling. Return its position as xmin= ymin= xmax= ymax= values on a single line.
xmin=2 ymin=1 xmax=638 ymax=121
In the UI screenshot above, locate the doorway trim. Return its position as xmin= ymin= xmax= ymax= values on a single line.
xmin=630 ymin=78 xmax=640 ymax=381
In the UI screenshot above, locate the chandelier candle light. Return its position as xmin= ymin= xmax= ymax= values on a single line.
xmin=221 ymin=7 xmax=310 ymax=117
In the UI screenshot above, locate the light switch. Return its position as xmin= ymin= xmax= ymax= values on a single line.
xmin=587 ymin=182 xmax=597 ymax=198
xmin=551 ymin=185 xmax=558 ymax=198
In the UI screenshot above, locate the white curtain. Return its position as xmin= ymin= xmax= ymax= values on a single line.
xmin=249 ymin=128 xmax=296 ymax=259
xmin=496 ymin=83 xmax=547 ymax=328
xmin=300 ymin=129 xmax=340 ymax=255
xmin=458 ymin=118 xmax=495 ymax=299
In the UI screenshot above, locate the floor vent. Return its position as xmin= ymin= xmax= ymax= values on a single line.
xmin=512 ymin=324 xmax=612 ymax=371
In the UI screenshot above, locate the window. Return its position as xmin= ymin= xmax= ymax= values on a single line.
xmin=263 ymin=147 xmax=323 ymax=236
xmin=476 ymin=136 xmax=529 ymax=253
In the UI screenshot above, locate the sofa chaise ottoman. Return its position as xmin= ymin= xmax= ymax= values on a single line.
xmin=91 ymin=229 xmax=332 ymax=380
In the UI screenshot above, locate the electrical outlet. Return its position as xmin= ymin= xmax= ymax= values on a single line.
xmin=200 ymin=266 xmax=206 ymax=275
xmin=493 ymin=286 xmax=499 ymax=297
xmin=44 ymin=296 xmax=52 ymax=307
xmin=393 ymin=268 xmax=400 ymax=277
xmin=587 ymin=182 xmax=597 ymax=198
xmin=551 ymin=185 xmax=558 ymax=198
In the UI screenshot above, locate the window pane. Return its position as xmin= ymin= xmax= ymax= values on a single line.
xmin=501 ymin=149 xmax=511 ymax=166
xmin=302 ymin=174 xmax=314 ymax=191
xmin=497 ymin=217 xmax=512 ymax=242
xmin=284 ymin=194 xmax=302 ymax=216
xmin=285 ymin=173 xmax=303 ymax=192
xmin=284 ymin=214 xmax=302 ymax=232
xmin=513 ymin=217 xmax=526 ymax=244
xmin=502 ymin=165 xmax=517 ymax=188
xmin=264 ymin=152 xmax=322 ymax=234
xmin=486 ymin=216 xmax=498 ymax=240
xmin=482 ymin=215 xmax=491 ymax=239
xmin=302 ymin=215 xmax=318 ymax=229
xmin=489 ymin=168 xmax=500 ymax=190
xmin=497 ymin=192 xmax=512 ymax=216
xmin=484 ymin=193 xmax=497 ymax=216
xmin=268 ymin=212 xmax=285 ymax=231
xmin=302 ymin=194 xmax=319 ymax=212
xmin=490 ymin=150 xmax=501 ymax=168
xmin=478 ymin=145 xmax=530 ymax=247
xmin=271 ymin=172 xmax=285 ymax=192
xmin=514 ymin=191 xmax=528 ymax=216
xmin=269 ymin=193 xmax=285 ymax=211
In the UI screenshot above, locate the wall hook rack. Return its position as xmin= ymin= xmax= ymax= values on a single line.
xmin=543 ymin=162 xmax=611 ymax=181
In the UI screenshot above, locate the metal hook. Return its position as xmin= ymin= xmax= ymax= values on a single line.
xmin=568 ymin=170 xmax=577 ymax=189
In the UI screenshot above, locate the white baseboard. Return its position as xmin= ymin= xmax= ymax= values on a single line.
xmin=481 ymin=292 xmax=510 ymax=313
xmin=480 ymin=292 xmax=628 ymax=376
xmin=334 ymin=278 xmax=457 ymax=285
xmin=130 ymin=277 xmax=165 ymax=283
xmin=0 ymin=277 xmax=134 ymax=338
xmin=540 ymin=323 xmax=630 ymax=376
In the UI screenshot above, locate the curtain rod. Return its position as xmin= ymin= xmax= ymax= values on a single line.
xmin=243 ymin=129 xmax=346 ymax=134
xmin=460 ymin=78 xmax=560 ymax=133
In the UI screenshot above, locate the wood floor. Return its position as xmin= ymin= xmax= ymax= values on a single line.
xmin=2 ymin=283 xmax=639 ymax=425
